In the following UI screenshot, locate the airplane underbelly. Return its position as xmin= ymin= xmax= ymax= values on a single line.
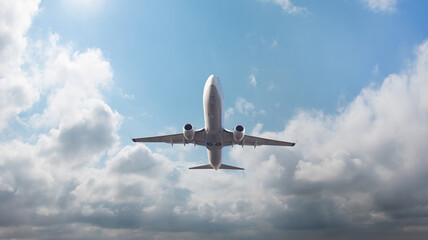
xmin=203 ymin=86 xmax=222 ymax=133
xmin=208 ymin=149 xmax=222 ymax=169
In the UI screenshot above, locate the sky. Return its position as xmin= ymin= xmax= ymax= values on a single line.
xmin=1 ymin=0 xmax=428 ymax=239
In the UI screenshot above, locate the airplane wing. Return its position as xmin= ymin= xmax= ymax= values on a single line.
xmin=132 ymin=128 xmax=206 ymax=146
xmin=222 ymin=129 xmax=295 ymax=147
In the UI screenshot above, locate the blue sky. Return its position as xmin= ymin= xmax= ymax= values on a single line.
xmin=29 ymin=0 xmax=428 ymax=137
xmin=2 ymin=0 xmax=428 ymax=239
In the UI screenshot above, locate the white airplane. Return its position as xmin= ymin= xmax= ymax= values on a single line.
xmin=132 ymin=75 xmax=295 ymax=170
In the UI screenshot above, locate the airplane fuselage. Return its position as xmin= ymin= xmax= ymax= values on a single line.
xmin=203 ymin=75 xmax=224 ymax=170
xmin=132 ymin=75 xmax=295 ymax=171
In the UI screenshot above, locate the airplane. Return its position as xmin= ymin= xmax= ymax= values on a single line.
xmin=132 ymin=75 xmax=295 ymax=170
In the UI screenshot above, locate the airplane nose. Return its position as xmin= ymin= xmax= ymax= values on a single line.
xmin=207 ymin=75 xmax=218 ymax=86
xmin=204 ymin=75 xmax=223 ymax=99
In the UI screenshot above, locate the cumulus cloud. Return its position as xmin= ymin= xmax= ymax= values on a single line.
xmin=107 ymin=145 xmax=171 ymax=177
xmin=0 ymin=0 xmax=40 ymax=130
xmin=0 ymin=0 xmax=39 ymax=72
xmin=30 ymin=34 xmax=115 ymax=128
xmin=0 ymin=72 xmax=39 ymax=130
xmin=2 ymin=0 xmax=428 ymax=239
xmin=37 ymin=99 xmax=121 ymax=168
xmin=360 ymin=0 xmax=397 ymax=13
xmin=230 ymin=38 xmax=428 ymax=233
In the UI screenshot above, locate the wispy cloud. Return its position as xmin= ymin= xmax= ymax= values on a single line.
xmin=360 ymin=0 xmax=397 ymax=13
xmin=250 ymin=74 xmax=257 ymax=86
xmin=225 ymin=107 xmax=235 ymax=119
xmin=225 ymin=97 xmax=266 ymax=119
xmin=268 ymin=81 xmax=276 ymax=90
xmin=372 ymin=63 xmax=380 ymax=76
xmin=271 ymin=39 xmax=278 ymax=49
xmin=261 ymin=0 xmax=309 ymax=15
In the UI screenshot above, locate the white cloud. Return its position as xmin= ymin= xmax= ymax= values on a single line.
xmin=271 ymin=39 xmax=278 ymax=49
xmin=37 ymin=99 xmax=121 ymax=168
xmin=0 ymin=0 xmax=40 ymax=73
xmin=0 ymin=0 xmax=40 ymax=130
xmin=225 ymin=107 xmax=235 ymax=119
xmin=262 ymin=0 xmax=309 ymax=15
xmin=268 ymin=81 xmax=276 ymax=90
xmin=2 ymin=0 xmax=428 ymax=239
xmin=360 ymin=0 xmax=397 ymax=13
xmin=235 ymin=97 xmax=255 ymax=114
xmin=225 ymin=97 xmax=266 ymax=119
xmin=30 ymin=34 xmax=115 ymax=128
xmin=0 ymin=72 xmax=39 ymax=130
xmin=230 ymin=38 xmax=428 ymax=232
xmin=122 ymin=93 xmax=134 ymax=99
xmin=250 ymin=74 xmax=257 ymax=86
xmin=372 ymin=63 xmax=380 ymax=76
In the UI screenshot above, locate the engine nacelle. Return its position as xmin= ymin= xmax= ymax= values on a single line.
xmin=183 ymin=123 xmax=195 ymax=141
xmin=233 ymin=125 xmax=245 ymax=142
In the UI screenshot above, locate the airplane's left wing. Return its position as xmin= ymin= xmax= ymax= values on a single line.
xmin=222 ymin=129 xmax=295 ymax=147
xmin=132 ymin=129 xmax=206 ymax=146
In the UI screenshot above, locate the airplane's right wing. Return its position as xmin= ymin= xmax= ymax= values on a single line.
xmin=222 ymin=129 xmax=295 ymax=147
xmin=132 ymin=128 xmax=206 ymax=146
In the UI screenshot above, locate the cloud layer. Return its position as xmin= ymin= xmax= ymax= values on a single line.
xmin=1 ymin=1 xmax=428 ymax=239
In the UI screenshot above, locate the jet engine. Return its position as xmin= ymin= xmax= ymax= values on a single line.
xmin=183 ymin=123 xmax=195 ymax=141
xmin=233 ymin=125 xmax=245 ymax=142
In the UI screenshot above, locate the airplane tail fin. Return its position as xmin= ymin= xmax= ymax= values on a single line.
xmin=189 ymin=164 xmax=244 ymax=170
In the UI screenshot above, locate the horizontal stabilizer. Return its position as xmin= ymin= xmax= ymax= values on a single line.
xmin=189 ymin=164 xmax=244 ymax=170
xmin=189 ymin=164 xmax=213 ymax=169
xmin=219 ymin=164 xmax=244 ymax=170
